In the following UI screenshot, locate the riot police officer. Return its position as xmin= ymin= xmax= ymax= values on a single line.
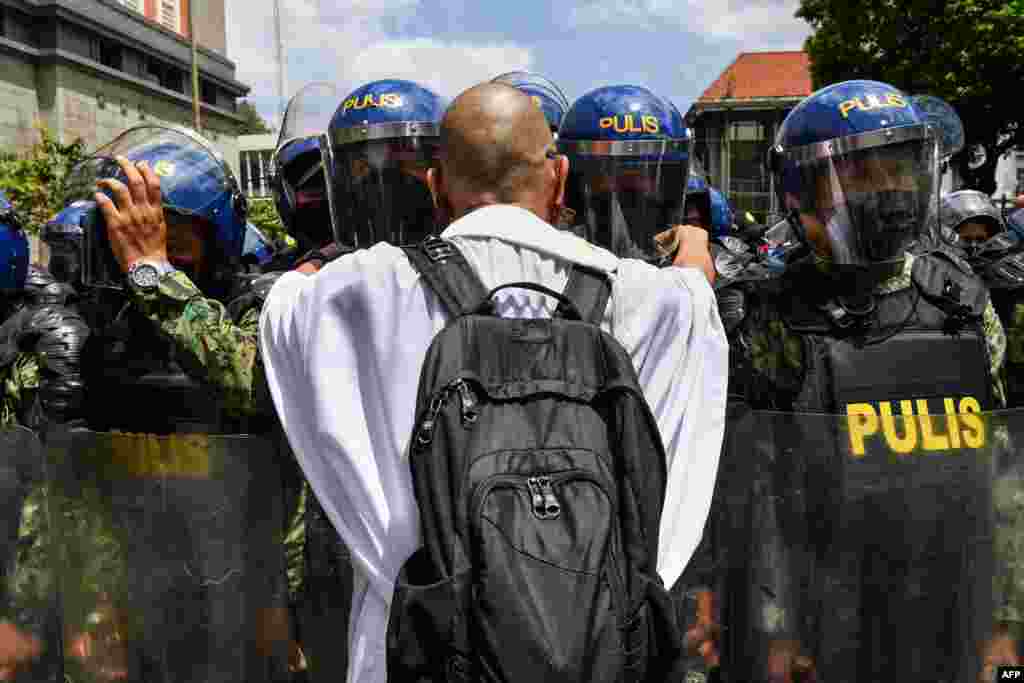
xmin=270 ymin=82 xmax=340 ymax=273
xmin=0 ymin=192 xmax=89 ymax=681
xmin=557 ymin=84 xmax=694 ymax=264
xmin=724 ymin=80 xmax=1006 ymax=682
xmin=39 ymin=124 xmax=295 ymax=683
xmin=557 ymin=85 xmax=720 ymax=679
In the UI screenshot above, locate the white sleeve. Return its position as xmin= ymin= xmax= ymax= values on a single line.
xmin=259 ymin=247 xmax=430 ymax=602
xmin=613 ymin=263 xmax=729 ymax=589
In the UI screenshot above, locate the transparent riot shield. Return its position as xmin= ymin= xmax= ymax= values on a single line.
xmin=701 ymin=407 xmax=1023 ymax=683
xmin=0 ymin=427 xmax=63 ymax=681
xmin=42 ymin=427 xmax=300 ymax=683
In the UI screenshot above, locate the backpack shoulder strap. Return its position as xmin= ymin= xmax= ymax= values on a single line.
xmin=402 ymin=236 xmax=489 ymax=317
xmin=556 ymin=264 xmax=612 ymax=326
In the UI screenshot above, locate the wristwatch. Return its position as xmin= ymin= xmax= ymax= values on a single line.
xmin=126 ymin=259 xmax=176 ymax=292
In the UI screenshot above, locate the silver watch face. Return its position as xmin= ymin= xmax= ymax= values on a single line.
xmin=130 ymin=263 xmax=160 ymax=290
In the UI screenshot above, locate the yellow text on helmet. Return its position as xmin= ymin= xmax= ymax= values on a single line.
xmin=598 ymin=115 xmax=660 ymax=134
xmin=846 ymin=396 xmax=985 ymax=456
xmin=838 ymin=93 xmax=908 ymax=119
xmin=341 ymin=93 xmax=405 ymax=116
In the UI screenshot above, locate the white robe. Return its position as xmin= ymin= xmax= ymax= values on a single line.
xmin=259 ymin=204 xmax=729 ymax=683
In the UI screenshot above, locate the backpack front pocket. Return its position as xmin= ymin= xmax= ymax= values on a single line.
xmin=470 ymin=470 xmax=624 ymax=682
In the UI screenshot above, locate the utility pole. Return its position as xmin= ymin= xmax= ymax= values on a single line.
xmin=273 ymin=0 xmax=287 ymax=124
xmin=189 ymin=0 xmax=201 ymax=131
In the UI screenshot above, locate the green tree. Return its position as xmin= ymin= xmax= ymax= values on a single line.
xmin=237 ymin=101 xmax=273 ymax=135
xmin=247 ymin=197 xmax=289 ymax=245
xmin=0 ymin=127 xmax=87 ymax=235
xmin=798 ymin=0 xmax=1024 ymax=194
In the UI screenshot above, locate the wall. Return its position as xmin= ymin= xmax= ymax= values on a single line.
xmin=52 ymin=63 xmax=240 ymax=173
xmin=0 ymin=51 xmax=42 ymax=152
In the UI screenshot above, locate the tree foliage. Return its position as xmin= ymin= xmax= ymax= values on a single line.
xmin=0 ymin=128 xmax=87 ymax=236
xmin=237 ymin=101 xmax=273 ymax=135
xmin=798 ymin=0 xmax=1024 ymax=194
xmin=247 ymin=197 xmax=288 ymax=244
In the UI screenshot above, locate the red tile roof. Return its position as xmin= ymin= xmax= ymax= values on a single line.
xmin=699 ymin=51 xmax=812 ymax=102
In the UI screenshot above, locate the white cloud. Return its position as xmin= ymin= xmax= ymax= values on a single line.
xmin=225 ymin=0 xmax=533 ymax=125
xmin=568 ymin=0 xmax=810 ymax=47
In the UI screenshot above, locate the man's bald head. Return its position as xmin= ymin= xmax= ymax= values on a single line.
xmin=432 ymin=82 xmax=564 ymax=215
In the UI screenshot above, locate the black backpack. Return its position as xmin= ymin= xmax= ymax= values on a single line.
xmin=386 ymin=237 xmax=684 ymax=682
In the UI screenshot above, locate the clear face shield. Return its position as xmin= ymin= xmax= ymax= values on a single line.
xmin=331 ymin=135 xmax=440 ymax=249
xmin=787 ymin=127 xmax=938 ymax=283
xmin=563 ymin=140 xmax=691 ymax=262
xmin=274 ymin=83 xmax=339 ymax=248
xmin=60 ymin=126 xmax=235 ymax=289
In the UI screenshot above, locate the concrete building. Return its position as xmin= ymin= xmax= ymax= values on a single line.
xmin=686 ymin=51 xmax=813 ymax=224
xmin=0 ymin=0 xmax=248 ymax=174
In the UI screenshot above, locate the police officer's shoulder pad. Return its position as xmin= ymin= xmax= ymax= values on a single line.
xmin=912 ymin=251 xmax=988 ymax=319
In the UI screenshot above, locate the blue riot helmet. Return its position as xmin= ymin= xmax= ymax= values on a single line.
xmin=558 ymin=85 xmax=692 ymax=261
xmin=708 ymin=188 xmax=735 ymax=238
xmin=491 ymin=72 xmax=571 ymax=134
xmin=327 ymin=79 xmax=444 ymax=248
xmin=272 ymin=82 xmax=339 ymax=251
xmin=0 ymin=192 xmax=29 ymax=292
xmin=684 ymin=170 xmax=711 ymax=230
xmin=767 ymin=80 xmax=940 ymax=287
xmin=937 ymin=190 xmax=1005 ymax=259
xmin=54 ymin=125 xmax=247 ymax=290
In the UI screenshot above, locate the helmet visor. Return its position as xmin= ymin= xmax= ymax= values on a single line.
xmin=64 ymin=126 xmax=233 ymax=220
xmin=565 ymin=155 xmax=688 ymax=261
xmin=332 ymin=137 xmax=439 ymax=249
xmin=792 ymin=139 xmax=936 ymax=268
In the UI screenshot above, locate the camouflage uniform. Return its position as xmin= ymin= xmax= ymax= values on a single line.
xmin=739 ymin=252 xmax=1007 ymax=406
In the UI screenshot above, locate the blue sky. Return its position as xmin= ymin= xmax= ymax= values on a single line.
xmin=225 ymin=0 xmax=811 ymax=130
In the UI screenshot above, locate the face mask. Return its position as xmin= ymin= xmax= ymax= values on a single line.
xmin=842 ymin=190 xmax=919 ymax=263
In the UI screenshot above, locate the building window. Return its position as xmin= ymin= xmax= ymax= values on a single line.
xmin=240 ymin=150 xmax=274 ymax=198
xmin=115 ymin=0 xmax=144 ymax=12
xmin=200 ymin=80 xmax=217 ymax=106
xmin=147 ymin=58 xmax=184 ymax=93
xmin=158 ymin=0 xmax=181 ymax=33
xmin=727 ymin=120 xmax=771 ymax=222
xmin=98 ymin=40 xmax=123 ymax=71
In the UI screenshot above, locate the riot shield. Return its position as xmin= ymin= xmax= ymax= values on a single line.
xmin=42 ymin=426 xmax=302 ymax=683
xmin=703 ymin=407 xmax=1024 ymax=683
xmin=0 ymin=426 xmax=63 ymax=682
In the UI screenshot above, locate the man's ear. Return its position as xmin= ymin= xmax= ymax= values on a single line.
xmin=554 ymin=155 xmax=569 ymax=207
xmin=427 ymin=166 xmax=443 ymax=209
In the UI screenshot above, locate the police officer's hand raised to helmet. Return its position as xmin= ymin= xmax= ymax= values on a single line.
xmin=94 ymin=155 xmax=168 ymax=271
xmin=654 ymin=224 xmax=715 ymax=284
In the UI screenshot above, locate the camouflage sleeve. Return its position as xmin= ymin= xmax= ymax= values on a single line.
xmin=0 ymin=353 xmax=40 ymax=429
xmin=130 ymin=270 xmax=262 ymax=417
xmin=736 ymin=295 xmax=805 ymax=407
xmin=983 ymin=299 xmax=1008 ymax=407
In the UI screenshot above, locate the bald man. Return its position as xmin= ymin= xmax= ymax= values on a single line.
xmin=259 ymin=82 xmax=727 ymax=683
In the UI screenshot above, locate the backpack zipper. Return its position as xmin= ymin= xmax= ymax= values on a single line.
xmin=527 ymin=476 xmax=561 ymax=520
xmin=453 ymin=379 xmax=479 ymax=426
xmin=415 ymin=378 xmax=480 ymax=448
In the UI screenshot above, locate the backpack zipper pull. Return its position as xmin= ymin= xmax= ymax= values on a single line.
xmin=528 ymin=476 xmax=561 ymax=520
xmin=416 ymin=392 xmax=447 ymax=447
xmin=538 ymin=477 xmax=561 ymax=519
xmin=454 ymin=379 xmax=478 ymax=426
xmin=527 ymin=477 xmax=546 ymax=518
